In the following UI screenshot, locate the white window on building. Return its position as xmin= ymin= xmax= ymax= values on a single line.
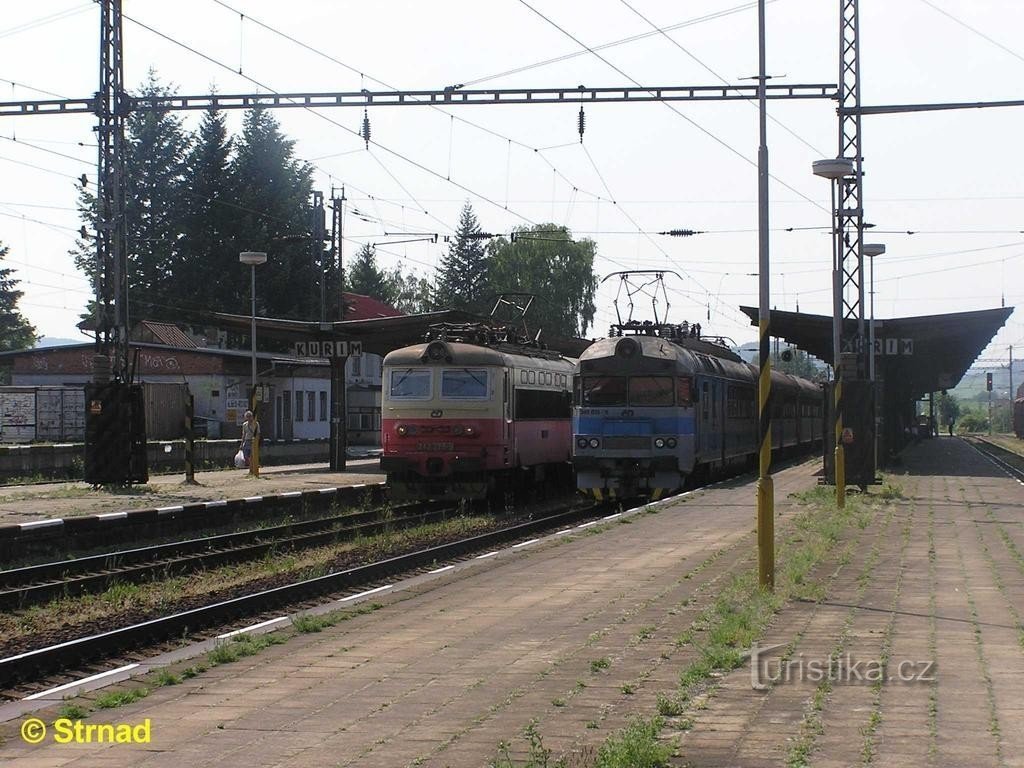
xmin=352 ymin=355 xmax=362 ymax=376
xmin=347 ymin=408 xmax=379 ymax=431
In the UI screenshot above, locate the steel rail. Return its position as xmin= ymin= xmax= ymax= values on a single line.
xmin=967 ymin=437 xmax=1024 ymax=483
xmin=0 ymin=503 xmax=451 ymax=611
xmin=0 ymin=503 xmax=599 ymax=687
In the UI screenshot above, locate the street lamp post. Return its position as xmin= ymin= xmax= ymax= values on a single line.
xmin=864 ymin=243 xmax=885 ymax=478
xmin=240 ymin=251 xmax=267 ymax=475
xmin=812 ymin=158 xmax=855 ymax=507
xmin=239 ymin=251 xmax=267 ymax=391
xmin=863 ymin=243 xmax=885 ymax=382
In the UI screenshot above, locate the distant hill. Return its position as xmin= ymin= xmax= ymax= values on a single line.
xmin=34 ymin=337 xmax=85 ymax=348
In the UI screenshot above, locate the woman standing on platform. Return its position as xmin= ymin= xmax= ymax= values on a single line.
xmin=239 ymin=410 xmax=260 ymax=468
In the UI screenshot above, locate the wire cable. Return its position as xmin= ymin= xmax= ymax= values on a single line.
xmin=918 ymin=0 xmax=1024 ymax=67
xmin=462 ymin=1 xmax=771 ymax=87
xmin=516 ymin=0 xmax=828 ymax=215
xmin=205 ymin=0 xmax=610 ymax=205
xmin=0 ymin=3 xmax=92 ymax=42
xmin=616 ymin=0 xmax=825 ymax=156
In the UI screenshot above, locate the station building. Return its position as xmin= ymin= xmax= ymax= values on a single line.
xmin=0 ymin=293 xmax=399 ymax=445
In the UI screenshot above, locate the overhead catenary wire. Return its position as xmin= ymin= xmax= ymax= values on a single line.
xmin=460 ymin=0 xmax=774 ymax=88
xmin=515 ymin=0 xmax=829 ymax=215
xmin=917 ymin=0 xmax=1024 ymax=68
xmin=0 ymin=3 xmax=93 ymax=42
xmin=616 ymin=0 xmax=826 ymax=157
xmin=204 ymin=0 xmax=612 ymax=206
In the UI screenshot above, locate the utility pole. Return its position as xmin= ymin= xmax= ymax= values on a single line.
xmin=312 ymin=191 xmax=326 ymax=325
xmin=96 ymin=0 xmax=128 ymax=377
xmin=755 ymin=0 xmax=774 ymax=590
xmin=1010 ymin=344 xmax=1014 ymax=411
xmin=328 ymin=188 xmax=347 ymax=471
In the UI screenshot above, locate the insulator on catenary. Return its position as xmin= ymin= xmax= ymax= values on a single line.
xmin=577 ymin=107 xmax=586 ymax=143
xmin=362 ymin=109 xmax=371 ymax=148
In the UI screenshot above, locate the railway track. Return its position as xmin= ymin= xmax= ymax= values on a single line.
xmin=0 ymin=502 xmax=450 ymax=611
xmin=966 ymin=436 xmax=1024 ymax=483
xmin=0 ymin=499 xmax=601 ymax=692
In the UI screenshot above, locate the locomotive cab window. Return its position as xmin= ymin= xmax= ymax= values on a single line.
xmin=676 ymin=377 xmax=693 ymax=405
xmin=582 ymin=376 xmax=626 ymax=407
xmin=441 ymin=368 xmax=489 ymax=399
xmin=628 ymin=376 xmax=674 ymax=406
xmin=389 ymin=369 xmax=432 ymax=399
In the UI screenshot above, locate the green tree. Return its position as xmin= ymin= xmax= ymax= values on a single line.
xmin=772 ymin=348 xmax=822 ymax=380
xmin=72 ymin=72 xmax=190 ymax=324
xmin=0 ymin=241 xmax=36 ymax=350
xmin=389 ymin=268 xmax=432 ymax=314
xmin=347 ymin=244 xmax=397 ymax=305
xmin=434 ymin=201 xmax=490 ymax=312
xmin=227 ymin=106 xmax=320 ymax=320
xmin=937 ymin=392 xmax=961 ymax=430
xmin=486 ymin=224 xmax=597 ymax=338
xmin=958 ymin=404 xmax=988 ymax=433
xmin=177 ymin=105 xmax=234 ymax=319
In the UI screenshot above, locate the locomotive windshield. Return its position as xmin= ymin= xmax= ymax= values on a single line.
xmin=580 ymin=375 xmax=694 ymax=407
xmin=628 ymin=377 xmax=674 ymax=406
xmin=441 ymin=369 xmax=489 ymax=399
xmin=389 ymin=369 xmax=432 ymax=399
xmin=582 ymin=376 xmax=626 ymax=406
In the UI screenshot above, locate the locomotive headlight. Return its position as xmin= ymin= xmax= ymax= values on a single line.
xmin=464 ymin=426 xmax=477 ymax=437
xmin=452 ymin=425 xmax=464 ymax=436
xmin=588 ymin=438 xmax=600 ymax=449
xmin=666 ymin=438 xmax=678 ymax=448
xmin=576 ymin=437 xmax=588 ymax=449
xmin=654 ymin=438 xmax=666 ymax=449
xmin=396 ymin=424 xmax=408 ymax=436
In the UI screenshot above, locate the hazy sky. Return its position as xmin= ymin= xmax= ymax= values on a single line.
xmin=0 ymin=0 xmax=1021 ymax=367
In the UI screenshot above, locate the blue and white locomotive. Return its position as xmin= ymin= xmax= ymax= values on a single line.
xmin=572 ymin=322 xmax=823 ymax=500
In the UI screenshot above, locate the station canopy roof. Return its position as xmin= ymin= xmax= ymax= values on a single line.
xmin=212 ymin=309 xmax=594 ymax=359
xmin=739 ymin=305 xmax=1013 ymax=398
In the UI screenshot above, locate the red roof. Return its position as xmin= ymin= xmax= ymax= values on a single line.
xmin=343 ymin=292 xmax=403 ymax=320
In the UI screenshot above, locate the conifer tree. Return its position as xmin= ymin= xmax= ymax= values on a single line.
xmin=347 ymin=244 xmax=398 ymax=306
xmin=0 ymin=241 xmax=37 ymax=350
xmin=178 ymin=106 xmax=233 ymax=317
xmin=72 ymin=71 xmax=190 ymax=324
xmin=434 ymin=201 xmax=490 ymax=312
xmin=227 ymin=106 xmax=319 ymax=320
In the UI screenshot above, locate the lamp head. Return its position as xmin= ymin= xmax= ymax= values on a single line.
xmin=239 ymin=251 xmax=268 ymax=266
xmin=811 ymin=158 xmax=855 ymax=180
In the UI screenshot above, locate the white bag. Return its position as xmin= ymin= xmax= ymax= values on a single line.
xmin=234 ymin=449 xmax=246 ymax=468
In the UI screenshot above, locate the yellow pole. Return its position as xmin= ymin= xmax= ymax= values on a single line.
xmin=757 ymin=319 xmax=775 ymax=589
xmin=834 ymin=378 xmax=845 ymax=508
xmin=755 ymin=0 xmax=774 ymax=590
xmin=250 ymin=426 xmax=260 ymax=477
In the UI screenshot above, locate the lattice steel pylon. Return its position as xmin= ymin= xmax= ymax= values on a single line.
xmin=96 ymin=0 xmax=129 ymax=380
xmin=837 ymin=0 xmax=866 ymax=376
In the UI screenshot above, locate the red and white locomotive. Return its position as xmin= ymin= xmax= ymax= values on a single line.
xmin=380 ymin=323 xmax=575 ymax=501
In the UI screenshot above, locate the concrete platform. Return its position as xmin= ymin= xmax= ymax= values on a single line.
xmin=0 ymin=459 xmax=820 ymax=766
xmin=0 ymin=460 xmax=384 ymax=525
xmin=3 ymin=438 xmax=1020 ymax=767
